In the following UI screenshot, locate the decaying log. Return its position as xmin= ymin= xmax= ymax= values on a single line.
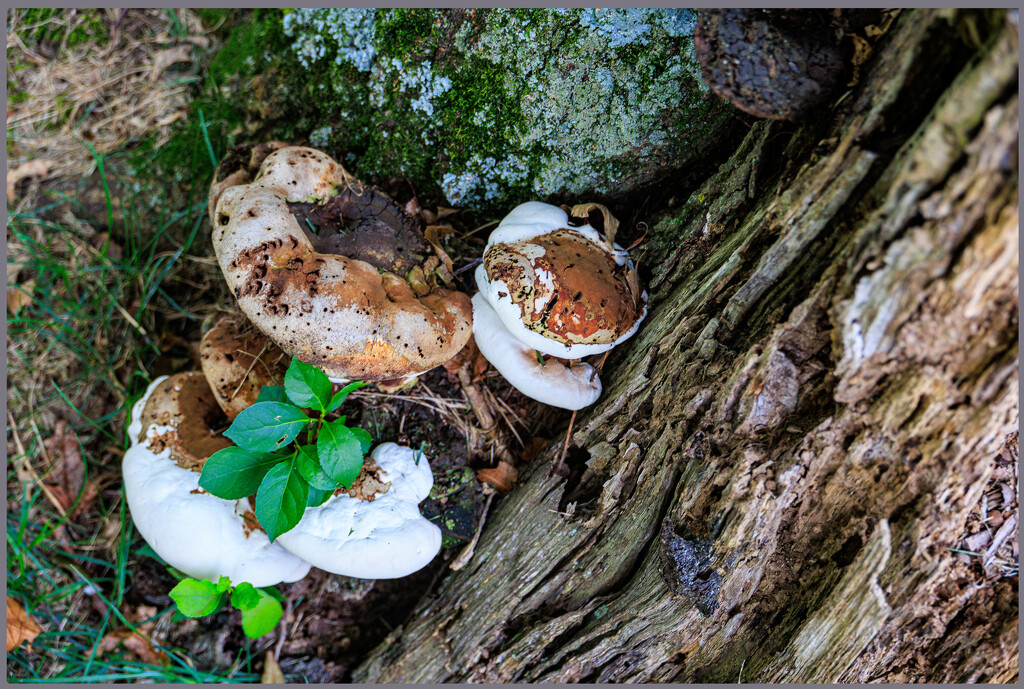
xmin=354 ymin=10 xmax=1018 ymax=683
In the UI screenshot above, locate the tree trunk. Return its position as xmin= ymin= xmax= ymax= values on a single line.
xmin=355 ymin=9 xmax=1019 ymax=683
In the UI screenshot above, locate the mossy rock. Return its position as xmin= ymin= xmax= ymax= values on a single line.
xmin=158 ymin=9 xmax=735 ymax=212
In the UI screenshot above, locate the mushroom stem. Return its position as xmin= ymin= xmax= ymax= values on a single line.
xmin=549 ymin=409 xmax=578 ymax=479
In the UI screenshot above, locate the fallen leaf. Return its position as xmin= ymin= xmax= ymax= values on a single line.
xmin=148 ymin=45 xmax=193 ymax=81
xmin=90 ymin=233 xmax=123 ymax=260
xmin=477 ymin=461 xmax=518 ymax=494
xmin=7 ymin=280 xmax=36 ymax=316
xmin=518 ymin=437 xmax=551 ymax=464
xmin=7 ymin=596 xmax=42 ymax=652
xmin=847 ymin=34 xmax=873 ymax=87
xmin=262 ymin=651 xmax=285 ymax=684
xmin=42 ymin=421 xmax=97 ymax=517
xmin=96 ymin=628 xmax=168 ymax=666
xmin=424 ymin=225 xmax=457 ymax=274
xmin=7 ymin=160 xmax=54 ymax=203
xmin=443 ymin=338 xmax=488 ymax=382
xmin=570 ymin=202 xmax=620 ymax=247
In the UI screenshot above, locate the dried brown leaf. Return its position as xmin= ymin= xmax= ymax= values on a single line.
xmin=847 ymin=35 xmax=873 ymax=87
xmin=424 ymin=225 xmax=457 ymax=274
xmin=96 ymin=628 xmax=168 ymax=666
xmin=7 ymin=159 xmax=54 ymax=202
xmin=262 ymin=651 xmax=285 ymax=684
xmin=7 ymin=596 xmax=42 ymax=652
xmin=477 ymin=461 xmax=518 ymax=494
xmin=7 ymin=280 xmax=36 ymax=316
xmin=148 ymin=45 xmax=192 ymax=81
xmin=518 ymin=436 xmax=551 ymax=464
xmin=570 ymin=202 xmax=620 ymax=247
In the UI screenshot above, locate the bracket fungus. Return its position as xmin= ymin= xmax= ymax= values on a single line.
xmin=473 ymin=201 xmax=648 ymax=410
xmin=210 ymin=145 xmax=473 ymax=383
xmin=274 ymin=443 xmax=442 ymax=579
xmin=123 ymin=374 xmax=311 ymax=587
xmin=200 ymin=315 xmax=289 ymax=420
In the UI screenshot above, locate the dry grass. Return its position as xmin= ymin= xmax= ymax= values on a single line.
xmin=6 ymin=9 xmax=207 ymax=205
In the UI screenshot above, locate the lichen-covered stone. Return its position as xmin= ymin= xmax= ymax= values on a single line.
xmin=207 ymin=8 xmax=732 ymax=211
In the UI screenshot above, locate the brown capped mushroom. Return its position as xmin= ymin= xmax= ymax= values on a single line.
xmin=124 ymin=373 xmax=311 ymax=586
xmin=210 ymin=146 xmax=473 ymax=382
xmin=472 ymin=202 xmax=648 ymax=410
xmin=200 ymin=315 xmax=289 ymax=419
xmin=135 ymin=372 xmax=233 ymax=472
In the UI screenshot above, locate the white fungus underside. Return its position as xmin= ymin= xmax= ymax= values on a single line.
xmin=274 ymin=442 xmax=441 ymax=579
xmin=123 ymin=376 xmax=311 ymax=587
xmin=472 ymin=293 xmax=602 ymax=410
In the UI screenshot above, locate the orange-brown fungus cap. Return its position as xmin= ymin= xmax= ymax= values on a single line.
xmin=211 ymin=146 xmax=472 ymax=381
xmin=200 ymin=315 xmax=289 ymax=419
xmin=483 ymin=229 xmax=642 ymax=347
xmin=137 ymin=372 xmax=232 ymax=471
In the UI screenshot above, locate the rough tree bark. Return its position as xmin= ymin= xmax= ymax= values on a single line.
xmin=355 ymin=10 xmax=1019 ymax=683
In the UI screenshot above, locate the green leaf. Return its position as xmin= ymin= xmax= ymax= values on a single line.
xmin=285 ymin=359 xmax=332 ymax=412
xmin=215 ymin=576 xmax=232 ymax=593
xmin=317 ymin=419 xmax=365 ymax=488
xmin=230 ymin=582 xmax=260 ymax=611
xmin=169 ymin=578 xmax=224 ymax=618
xmin=255 ymin=460 xmax=309 ymax=542
xmin=256 ymin=385 xmax=288 ymax=404
xmin=225 ymin=402 xmax=309 ymax=453
xmin=306 ymin=485 xmax=334 ymax=507
xmin=294 ymin=444 xmax=336 ymax=491
xmin=326 ymin=380 xmax=369 ymax=412
xmin=350 ymin=427 xmax=372 ymax=455
xmin=199 ymin=447 xmax=290 ymax=499
xmin=239 ymin=588 xmax=283 ymax=638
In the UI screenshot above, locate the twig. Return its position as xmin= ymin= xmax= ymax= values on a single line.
xmin=549 ymin=410 xmax=577 ymax=479
xmin=550 ymin=350 xmax=611 ymax=478
xmin=450 ymin=488 xmax=495 ymax=571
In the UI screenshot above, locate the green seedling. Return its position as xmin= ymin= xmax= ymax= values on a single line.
xmin=169 ymin=575 xmax=285 ymax=638
xmin=198 ymin=357 xmax=370 ymax=542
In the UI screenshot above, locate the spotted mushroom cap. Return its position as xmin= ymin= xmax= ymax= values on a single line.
xmin=472 ymin=293 xmax=601 ymax=410
xmin=200 ymin=315 xmax=289 ymax=420
xmin=274 ymin=442 xmax=441 ymax=579
xmin=211 ymin=146 xmax=473 ymax=382
xmin=123 ymin=374 xmax=311 ymax=587
xmin=477 ymin=201 xmax=648 ymax=359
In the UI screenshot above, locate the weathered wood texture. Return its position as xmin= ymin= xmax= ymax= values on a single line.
xmin=355 ymin=10 xmax=1018 ymax=683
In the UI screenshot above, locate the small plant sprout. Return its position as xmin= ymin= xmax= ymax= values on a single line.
xmin=123 ymin=375 xmax=311 ymax=587
xmin=198 ymin=358 xmax=371 ymax=542
xmin=169 ymin=575 xmax=285 ymax=639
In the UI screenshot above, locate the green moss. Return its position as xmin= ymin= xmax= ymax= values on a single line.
xmin=21 ymin=9 xmax=109 ymax=50
xmin=137 ymin=8 xmax=731 ymax=215
xmin=374 ymin=8 xmax=438 ymax=58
